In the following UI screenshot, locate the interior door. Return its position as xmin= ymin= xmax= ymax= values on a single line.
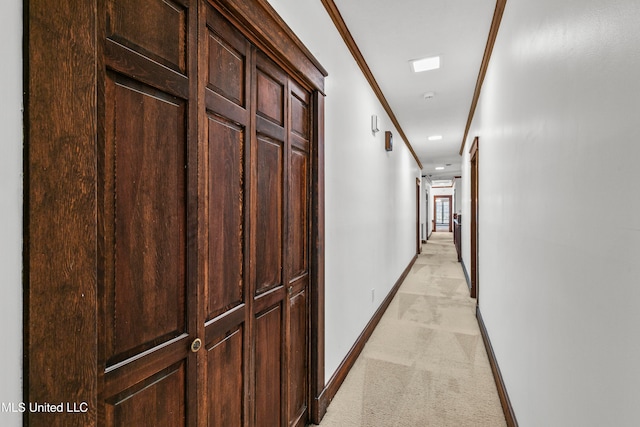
xmin=470 ymin=137 xmax=479 ymax=300
xmin=100 ymin=0 xmax=196 ymax=425
xmin=252 ymin=46 xmax=311 ymax=427
xmin=203 ymin=7 xmax=251 ymax=427
xmin=27 ymin=0 xmax=325 ymax=425
xmin=99 ymin=2 xmax=310 ymax=426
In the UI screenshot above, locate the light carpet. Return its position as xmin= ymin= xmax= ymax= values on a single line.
xmin=315 ymin=232 xmax=507 ymax=427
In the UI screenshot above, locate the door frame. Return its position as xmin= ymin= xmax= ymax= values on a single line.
xmin=470 ymin=137 xmax=479 ymax=300
xmin=416 ymin=178 xmax=421 ymax=254
xmin=433 ymin=195 xmax=453 ymax=232
xmin=24 ymin=0 xmax=327 ymax=425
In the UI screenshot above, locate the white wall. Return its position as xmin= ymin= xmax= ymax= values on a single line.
xmin=462 ymin=0 xmax=640 ymax=425
xmin=453 ymin=178 xmax=462 ymax=215
xmin=0 ymin=1 xmax=22 ymax=425
xmin=266 ymin=0 xmax=422 ymax=383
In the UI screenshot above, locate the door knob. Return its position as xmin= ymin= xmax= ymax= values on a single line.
xmin=190 ymin=338 xmax=202 ymax=353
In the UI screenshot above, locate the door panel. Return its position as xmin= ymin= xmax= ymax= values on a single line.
xmin=287 ymin=285 xmax=308 ymax=427
xmin=206 ymin=328 xmax=244 ymax=426
xmin=207 ymin=9 xmax=247 ymax=107
xmin=100 ymin=3 xmax=311 ymax=426
xmin=207 ymin=115 xmax=245 ymax=319
xmin=256 ymin=70 xmax=285 ymax=126
xmin=105 ymin=74 xmax=187 ymax=364
xmin=287 ymin=81 xmax=311 ymax=427
xmin=105 ymin=362 xmax=186 ymax=426
xmin=255 ymin=135 xmax=284 ymax=294
xmin=28 ymin=0 xmax=323 ymax=425
xmin=100 ymin=2 xmax=194 ymax=426
xmin=203 ymin=6 xmax=251 ymax=427
xmin=106 ymin=0 xmax=188 ymax=74
xmin=288 ymin=149 xmax=309 ymax=278
xmin=254 ymin=305 xmax=283 ymax=427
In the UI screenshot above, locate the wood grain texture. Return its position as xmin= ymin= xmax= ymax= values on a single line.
xmin=255 ymin=136 xmax=284 ymax=293
xmin=98 ymin=2 xmax=197 ymax=425
xmin=104 ymin=362 xmax=186 ymax=426
xmin=206 ymin=328 xmax=245 ymax=426
xmin=207 ymin=116 xmax=245 ymax=320
xmin=287 ymin=287 xmax=308 ymax=427
xmin=25 ymin=1 xmax=98 ymax=425
xmin=214 ymin=0 xmax=327 ymax=92
xmin=254 ymin=305 xmax=283 ymax=427
xmin=106 ymin=0 xmax=188 ymax=73
xmin=27 ymin=1 xmax=326 ymax=425
xmin=309 ymin=92 xmax=326 ymax=424
xmin=106 ymin=74 xmax=187 ymax=364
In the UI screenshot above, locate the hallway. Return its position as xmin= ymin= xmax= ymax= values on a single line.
xmin=317 ymin=233 xmax=506 ymax=426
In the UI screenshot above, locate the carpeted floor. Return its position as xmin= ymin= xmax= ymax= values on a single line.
xmin=316 ymin=232 xmax=507 ymax=427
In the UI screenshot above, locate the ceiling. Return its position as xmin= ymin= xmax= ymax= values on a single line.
xmin=331 ymin=0 xmax=497 ymax=181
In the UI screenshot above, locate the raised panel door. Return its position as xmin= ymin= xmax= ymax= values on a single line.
xmin=99 ymin=1 xmax=195 ymax=423
xmin=203 ymin=6 xmax=251 ymax=426
xmin=99 ymin=3 xmax=311 ymax=426
xmin=287 ymin=81 xmax=311 ymax=427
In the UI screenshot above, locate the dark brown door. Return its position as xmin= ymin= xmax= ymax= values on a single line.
xmin=470 ymin=137 xmax=479 ymax=300
xmin=98 ymin=2 xmax=310 ymax=426
xmin=26 ymin=0 xmax=326 ymax=425
xmin=100 ymin=0 xmax=196 ymax=425
xmin=416 ymin=178 xmax=421 ymax=254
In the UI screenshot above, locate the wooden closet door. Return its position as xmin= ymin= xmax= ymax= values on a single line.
xmin=99 ymin=0 xmax=197 ymax=425
xmin=252 ymin=50 xmax=288 ymax=427
xmin=252 ymin=52 xmax=311 ymax=427
xmin=286 ymin=80 xmax=312 ymax=427
xmin=28 ymin=0 xmax=324 ymax=425
xmin=98 ymin=3 xmax=312 ymax=426
xmin=202 ymin=5 xmax=251 ymax=427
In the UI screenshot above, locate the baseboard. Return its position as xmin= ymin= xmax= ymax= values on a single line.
xmin=461 ymin=258 xmax=471 ymax=290
xmin=476 ymin=307 xmax=519 ymax=427
xmin=315 ymin=253 xmax=418 ymax=423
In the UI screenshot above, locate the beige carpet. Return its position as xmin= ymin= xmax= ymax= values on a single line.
xmin=316 ymin=232 xmax=507 ymax=427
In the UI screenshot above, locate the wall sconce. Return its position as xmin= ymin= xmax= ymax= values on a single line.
xmin=371 ymin=115 xmax=379 ymax=133
xmin=385 ymin=131 xmax=393 ymax=151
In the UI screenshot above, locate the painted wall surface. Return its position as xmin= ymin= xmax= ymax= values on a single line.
xmin=0 ymin=1 xmax=22 ymax=425
xmin=462 ymin=0 xmax=640 ymax=425
xmin=453 ymin=179 xmax=462 ymax=215
xmin=266 ymin=0 xmax=422 ymax=383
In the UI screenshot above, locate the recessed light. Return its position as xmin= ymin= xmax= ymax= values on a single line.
xmin=411 ymin=56 xmax=440 ymax=73
xmin=428 ymin=135 xmax=443 ymax=141
xmin=435 ymin=166 xmax=445 ymax=170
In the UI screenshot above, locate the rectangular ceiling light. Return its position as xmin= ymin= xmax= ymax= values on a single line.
xmin=428 ymin=135 xmax=443 ymax=141
xmin=411 ymin=56 xmax=440 ymax=73
xmin=435 ymin=166 xmax=445 ymax=170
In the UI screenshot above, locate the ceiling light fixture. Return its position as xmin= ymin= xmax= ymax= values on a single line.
xmin=428 ymin=135 xmax=443 ymax=141
xmin=411 ymin=56 xmax=440 ymax=73
xmin=435 ymin=166 xmax=445 ymax=170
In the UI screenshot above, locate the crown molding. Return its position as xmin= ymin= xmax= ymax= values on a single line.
xmin=320 ymin=0 xmax=423 ymax=169
xmin=460 ymin=0 xmax=507 ymax=155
